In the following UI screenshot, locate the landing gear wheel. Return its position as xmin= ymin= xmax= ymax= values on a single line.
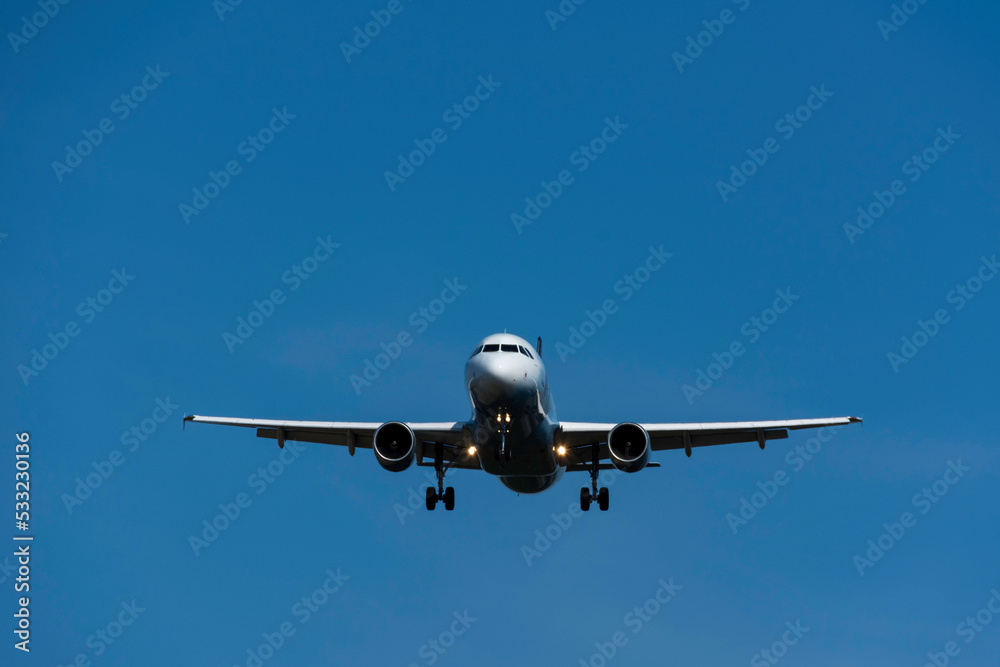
xmin=598 ymin=487 xmax=609 ymax=512
xmin=580 ymin=444 xmax=603 ymax=512
xmin=426 ymin=442 xmax=457 ymax=512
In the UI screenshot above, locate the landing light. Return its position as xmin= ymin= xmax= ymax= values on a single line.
xmin=468 ymin=446 xmax=476 ymax=456
xmin=556 ymin=446 xmax=566 ymax=456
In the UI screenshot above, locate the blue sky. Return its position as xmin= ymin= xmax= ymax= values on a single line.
xmin=3 ymin=0 xmax=999 ymax=664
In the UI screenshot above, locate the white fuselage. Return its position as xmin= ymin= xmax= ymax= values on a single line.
xmin=463 ymin=333 xmax=564 ymax=493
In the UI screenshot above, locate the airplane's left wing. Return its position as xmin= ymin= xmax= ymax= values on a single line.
xmin=183 ymin=415 xmax=468 ymax=452
xmin=556 ymin=416 xmax=861 ymax=465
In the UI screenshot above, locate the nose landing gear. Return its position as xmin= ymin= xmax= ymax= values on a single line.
xmin=494 ymin=411 xmax=512 ymax=461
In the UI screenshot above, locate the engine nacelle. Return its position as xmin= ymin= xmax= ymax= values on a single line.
xmin=373 ymin=422 xmax=416 ymax=472
xmin=608 ymin=422 xmax=650 ymax=473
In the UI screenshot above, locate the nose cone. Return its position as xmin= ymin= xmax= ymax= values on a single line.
xmin=467 ymin=352 xmax=534 ymax=406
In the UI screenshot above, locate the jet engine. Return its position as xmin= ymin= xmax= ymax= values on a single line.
xmin=373 ymin=422 xmax=416 ymax=472
xmin=608 ymin=422 xmax=650 ymax=473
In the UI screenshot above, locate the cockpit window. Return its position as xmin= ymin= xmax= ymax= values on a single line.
xmin=518 ymin=346 xmax=533 ymax=358
xmin=500 ymin=344 xmax=518 ymax=352
xmin=469 ymin=345 xmax=483 ymax=358
xmin=482 ymin=344 xmax=500 ymax=352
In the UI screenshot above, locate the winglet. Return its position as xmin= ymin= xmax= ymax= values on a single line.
xmin=848 ymin=416 xmax=863 ymax=424
xmin=183 ymin=414 xmax=195 ymax=430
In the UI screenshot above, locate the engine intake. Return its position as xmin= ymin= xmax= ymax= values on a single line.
xmin=608 ymin=422 xmax=650 ymax=473
xmin=373 ymin=422 xmax=416 ymax=472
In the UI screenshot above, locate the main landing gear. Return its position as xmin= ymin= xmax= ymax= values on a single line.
xmin=425 ymin=442 xmax=455 ymax=511
xmin=426 ymin=486 xmax=454 ymax=511
xmin=580 ymin=444 xmax=609 ymax=512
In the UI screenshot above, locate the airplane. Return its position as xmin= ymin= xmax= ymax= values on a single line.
xmin=184 ymin=332 xmax=861 ymax=512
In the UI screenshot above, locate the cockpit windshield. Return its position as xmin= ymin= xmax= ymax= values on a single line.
xmin=471 ymin=341 xmax=538 ymax=360
xmin=476 ymin=342 xmax=534 ymax=356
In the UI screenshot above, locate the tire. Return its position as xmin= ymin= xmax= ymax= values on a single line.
xmin=425 ymin=486 xmax=437 ymax=511
xmin=443 ymin=487 xmax=455 ymax=511
xmin=580 ymin=487 xmax=591 ymax=512
xmin=598 ymin=487 xmax=609 ymax=511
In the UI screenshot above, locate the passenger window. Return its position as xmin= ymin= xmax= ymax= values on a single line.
xmin=500 ymin=344 xmax=518 ymax=352
xmin=482 ymin=344 xmax=500 ymax=352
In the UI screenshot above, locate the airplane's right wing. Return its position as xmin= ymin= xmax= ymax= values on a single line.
xmin=184 ymin=415 xmax=471 ymax=459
